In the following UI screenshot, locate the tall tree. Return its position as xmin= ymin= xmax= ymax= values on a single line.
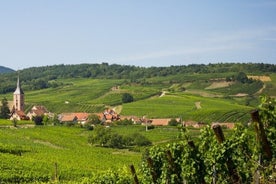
xmin=0 ymin=97 xmax=10 ymax=119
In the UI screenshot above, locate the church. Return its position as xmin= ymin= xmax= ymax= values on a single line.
xmin=10 ymin=76 xmax=29 ymax=120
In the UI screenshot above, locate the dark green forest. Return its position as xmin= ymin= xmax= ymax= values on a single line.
xmin=0 ymin=62 xmax=275 ymax=94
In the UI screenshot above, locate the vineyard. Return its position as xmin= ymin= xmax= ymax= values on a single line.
xmin=0 ymin=64 xmax=275 ymax=183
xmin=121 ymin=93 xmax=252 ymax=123
xmin=0 ymin=96 xmax=275 ymax=183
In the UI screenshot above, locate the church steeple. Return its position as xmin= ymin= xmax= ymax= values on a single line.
xmin=13 ymin=75 xmax=24 ymax=111
xmin=14 ymin=75 xmax=24 ymax=95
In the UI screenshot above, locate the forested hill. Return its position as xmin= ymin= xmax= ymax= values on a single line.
xmin=0 ymin=62 xmax=275 ymax=94
xmin=0 ymin=66 xmax=14 ymax=74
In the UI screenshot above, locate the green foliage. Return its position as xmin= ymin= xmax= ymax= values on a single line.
xmin=139 ymin=96 xmax=276 ymax=183
xmin=0 ymin=97 xmax=10 ymax=119
xmin=0 ymin=66 xmax=14 ymax=73
xmin=87 ymin=114 xmax=101 ymax=125
xmin=168 ymin=118 xmax=180 ymax=126
xmin=114 ymin=118 xmax=133 ymax=125
xmin=122 ymin=93 xmax=134 ymax=103
xmin=0 ymin=62 xmax=275 ymax=94
xmin=236 ymin=71 xmax=249 ymax=83
xmin=88 ymin=125 xmax=152 ymax=149
xmin=258 ymin=95 xmax=276 ymax=157
xmin=0 ymin=143 xmax=29 ymax=155
xmin=33 ymin=116 xmax=43 ymax=125
xmin=128 ymin=133 xmax=152 ymax=146
xmin=140 ymin=124 xmax=258 ymax=183
xmin=122 ymin=93 xmax=252 ymax=123
xmin=0 ymin=126 xmax=142 ymax=183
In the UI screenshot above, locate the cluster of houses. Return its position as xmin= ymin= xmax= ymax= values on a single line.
xmin=8 ymin=76 xmax=235 ymax=129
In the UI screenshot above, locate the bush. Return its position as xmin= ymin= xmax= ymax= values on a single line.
xmin=106 ymin=133 xmax=124 ymax=149
xmin=88 ymin=126 xmax=152 ymax=149
xmin=33 ymin=116 xmax=43 ymax=125
xmin=87 ymin=114 xmax=101 ymax=125
xmin=168 ymin=118 xmax=180 ymax=126
xmin=131 ymin=133 xmax=152 ymax=146
xmin=122 ymin=93 xmax=134 ymax=103
xmin=114 ymin=119 xmax=133 ymax=125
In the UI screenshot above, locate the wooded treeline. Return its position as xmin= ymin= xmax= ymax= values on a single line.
xmin=0 ymin=62 xmax=275 ymax=94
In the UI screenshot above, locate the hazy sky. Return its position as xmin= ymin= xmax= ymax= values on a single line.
xmin=0 ymin=0 xmax=276 ymax=70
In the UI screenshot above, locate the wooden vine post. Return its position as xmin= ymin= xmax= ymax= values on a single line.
xmin=250 ymin=110 xmax=272 ymax=160
xmin=166 ymin=150 xmax=182 ymax=183
xmin=212 ymin=124 xmax=241 ymax=184
xmin=130 ymin=164 xmax=139 ymax=184
xmin=146 ymin=157 xmax=158 ymax=183
xmin=54 ymin=162 xmax=58 ymax=182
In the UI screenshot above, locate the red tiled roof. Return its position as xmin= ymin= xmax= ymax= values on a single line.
xmin=59 ymin=114 xmax=77 ymax=122
xmin=16 ymin=110 xmax=26 ymax=117
xmin=30 ymin=106 xmax=49 ymax=116
xmin=151 ymin=119 xmax=171 ymax=126
xmin=74 ymin=113 xmax=89 ymax=121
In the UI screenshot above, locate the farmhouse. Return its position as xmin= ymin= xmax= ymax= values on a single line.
xmin=211 ymin=122 xmax=235 ymax=129
xmin=58 ymin=113 xmax=90 ymax=124
xmin=58 ymin=113 xmax=78 ymax=124
xmin=151 ymin=119 xmax=172 ymax=126
xmin=27 ymin=105 xmax=52 ymax=120
xmin=10 ymin=109 xmax=29 ymax=120
xmin=99 ymin=109 xmax=120 ymax=123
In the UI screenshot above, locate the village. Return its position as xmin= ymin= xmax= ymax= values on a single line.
xmin=8 ymin=75 xmax=235 ymax=129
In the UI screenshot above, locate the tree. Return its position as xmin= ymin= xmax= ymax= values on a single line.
xmin=33 ymin=116 xmax=43 ymax=125
xmin=87 ymin=114 xmax=101 ymax=125
xmin=122 ymin=93 xmax=134 ymax=103
xmin=236 ymin=72 xmax=248 ymax=83
xmin=0 ymin=97 xmax=10 ymax=119
xmin=168 ymin=118 xmax=180 ymax=126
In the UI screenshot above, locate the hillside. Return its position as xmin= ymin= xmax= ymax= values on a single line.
xmin=0 ymin=62 xmax=275 ymax=94
xmin=0 ymin=63 xmax=276 ymax=123
xmin=0 ymin=66 xmax=14 ymax=74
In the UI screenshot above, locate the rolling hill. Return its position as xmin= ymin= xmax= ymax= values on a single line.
xmin=0 ymin=63 xmax=276 ymax=124
xmin=0 ymin=66 xmax=14 ymax=74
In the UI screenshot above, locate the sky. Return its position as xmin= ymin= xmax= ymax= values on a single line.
xmin=0 ymin=0 xmax=276 ymax=70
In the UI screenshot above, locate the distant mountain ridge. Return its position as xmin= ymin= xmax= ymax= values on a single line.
xmin=0 ymin=66 xmax=14 ymax=73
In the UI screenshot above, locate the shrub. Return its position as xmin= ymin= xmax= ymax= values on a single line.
xmin=88 ymin=126 xmax=152 ymax=149
xmin=131 ymin=133 xmax=152 ymax=146
xmin=122 ymin=93 xmax=134 ymax=103
xmin=33 ymin=116 xmax=43 ymax=125
xmin=168 ymin=118 xmax=180 ymax=126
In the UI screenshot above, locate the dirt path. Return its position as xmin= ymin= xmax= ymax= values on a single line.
xmin=33 ymin=140 xmax=64 ymax=149
xmin=255 ymin=84 xmax=266 ymax=95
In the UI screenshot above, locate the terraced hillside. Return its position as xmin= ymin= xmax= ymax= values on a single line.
xmin=0 ymin=63 xmax=275 ymax=124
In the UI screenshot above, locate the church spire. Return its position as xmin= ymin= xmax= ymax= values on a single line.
xmin=14 ymin=75 xmax=24 ymax=95
xmin=13 ymin=74 xmax=24 ymax=111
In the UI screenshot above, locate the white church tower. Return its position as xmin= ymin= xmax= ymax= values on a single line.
xmin=13 ymin=75 xmax=24 ymax=111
